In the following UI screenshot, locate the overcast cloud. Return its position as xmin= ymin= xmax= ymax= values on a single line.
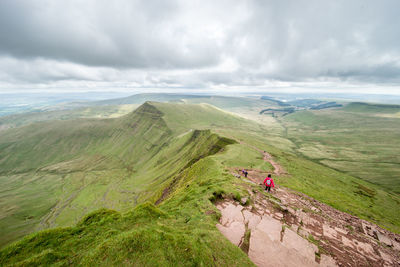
xmin=0 ymin=0 xmax=400 ymax=94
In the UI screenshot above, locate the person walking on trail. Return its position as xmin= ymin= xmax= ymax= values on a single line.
xmin=244 ymin=170 xmax=248 ymax=178
xmin=263 ymin=174 xmax=274 ymax=192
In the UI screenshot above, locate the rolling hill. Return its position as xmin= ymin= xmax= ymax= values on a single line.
xmin=0 ymin=102 xmax=240 ymax=247
xmin=1 ymin=100 xmax=400 ymax=266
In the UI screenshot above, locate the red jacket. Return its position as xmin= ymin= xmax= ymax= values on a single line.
xmin=263 ymin=177 xmax=275 ymax=187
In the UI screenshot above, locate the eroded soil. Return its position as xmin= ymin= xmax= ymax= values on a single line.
xmin=217 ymin=146 xmax=400 ymax=266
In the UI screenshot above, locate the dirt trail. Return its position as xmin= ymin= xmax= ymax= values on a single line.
xmin=221 ymin=134 xmax=286 ymax=176
xmin=216 ymin=144 xmax=400 ymax=267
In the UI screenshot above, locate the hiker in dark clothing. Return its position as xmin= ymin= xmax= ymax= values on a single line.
xmin=263 ymin=174 xmax=275 ymax=192
xmin=244 ymin=170 xmax=248 ymax=178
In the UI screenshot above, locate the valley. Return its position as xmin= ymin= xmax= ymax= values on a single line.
xmin=0 ymin=94 xmax=399 ymax=266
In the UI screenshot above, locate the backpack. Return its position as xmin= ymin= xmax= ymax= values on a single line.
xmin=266 ymin=179 xmax=271 ymax=185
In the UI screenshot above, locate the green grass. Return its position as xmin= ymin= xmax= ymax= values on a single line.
xmin=0 ymin=104 xmax=139 ymax=130
xmin=0 ymin=155 xmax=254 ymax=266
xmin=343 ymin=102 xmax=400 ymax=113
xmin=1 ymin=99 xmax=400 ymax=265
xmin=280 ymin=106 xmax=400 ymax=194
xmin=0 ymin=102 xmax=239 ymax=246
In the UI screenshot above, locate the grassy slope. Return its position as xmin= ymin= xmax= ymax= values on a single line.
xmin=0 ymin=94 xmax=278 ymax=131
xmin=148 ymin=102 xmax=400 ymax=233
xmin=0 ymin=154 xmax=255 ymax=266
xmin=0 ymin=104 xmax=139 ymax=130
xmin=280 ymin=102 xmax=400 ymax=194
xmin=1 ymin=101 xmax=400 ymax=265
xmin=0 ymin=102 xmax=237 ymax=247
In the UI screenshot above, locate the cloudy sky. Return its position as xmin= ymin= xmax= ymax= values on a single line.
xmin=0 ymin=0 xmax=400 ymax=95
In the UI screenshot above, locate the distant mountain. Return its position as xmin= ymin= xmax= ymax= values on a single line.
xmin=0 ymin=101 xmax=247 ymax=247
xmin=1 ymin=99 xmax=400 ymax=266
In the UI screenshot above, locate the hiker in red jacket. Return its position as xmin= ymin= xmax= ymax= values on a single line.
xmin=263 ymin=174 xmax=274 ymax=192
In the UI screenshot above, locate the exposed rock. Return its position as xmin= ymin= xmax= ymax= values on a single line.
xmin=323 ymin=225 xmax=339 ymax=240
xmin=222 ymin=141 xmax=400 ymax=267
xmin=249 ymin=228 xmax=319 ymax=267
xmin=216 ymin=179 xmax=400 ymax=267
xmin=393 ymin=240 xmax=400 ymax=250
xmin=356 ymin=241 xmax=375 ymax=255
xmin=243 ymin=210 xmax=261 ymax=230
xmin=377 ymin=232 xmax=393 ymax=247
xmin=334 ymin=227 xmax=347 ymax=235
xmin=320 ymin=255 xmax=338 ymax=267
xmin=256 ymin=215 xmax=282 ymax=242
xmin=362 ymin=222 xmax=377 ymax=238
xmin=219 ymin=203 xmax=243 ymax=226
xmin=299 ymin=211 xmax=319 ymax=226
xmin=282 ymin=228 xmax=318 ymax=262
xmin=274 ymin=212 xmax=283 ymax=220
xmin=298 ymin=227 xmax=311 ymax=238
xmin=216 ymin=222 xmax=245 ymax=246
xmin=311 ymin=207 xmax=319 ymax=212
xmin=341 ymin=235 xmax=356 ymax=249
xmin=379 ymin=250 xmax=394 ymax=267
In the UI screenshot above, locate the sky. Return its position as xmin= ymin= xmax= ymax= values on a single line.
xmin=0 ymin=0 xmax=400 ymax=95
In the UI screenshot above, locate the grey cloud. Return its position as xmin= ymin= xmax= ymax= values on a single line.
xmin=229 ymin=0 xmax=400 ymax=82
xmin=0 ymin=0 xmax=400 ymax=93
xmin=0 ymin=0 xmax=221 ymax=69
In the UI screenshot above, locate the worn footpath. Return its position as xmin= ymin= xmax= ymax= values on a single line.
xmin=216 ymin=149 xmax=400 ymax=267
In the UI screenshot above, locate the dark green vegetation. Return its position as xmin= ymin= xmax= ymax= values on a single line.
xmin=259 ymin=107 xmax=295 ymax=116
xmin=1 ymin=96 xmax=400 ymax=265
xmin=310 ymin=102 xmax=342 ymax=110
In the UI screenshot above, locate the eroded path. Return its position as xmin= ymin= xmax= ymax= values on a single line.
xmin=222 ymin=134 xmax=286 ymax=176
xmin=216 ymin=185 xmax=400 ymax=267
xmin=217 ymin=145 xmax=400 ymax=266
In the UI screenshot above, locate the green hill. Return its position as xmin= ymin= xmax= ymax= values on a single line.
xmin=0 ymin=93 xmax=278 ymax=130
xmin=0 ymin=102 xmax=239 ymax=247
xmin=1 ymin=101 xmax=400 ymax=266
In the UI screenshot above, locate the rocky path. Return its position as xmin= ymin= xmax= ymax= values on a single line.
xmin=216 ymin=144 xmax=400 ymax=266
xmin=216 ymin=184 xmax=400 ymax=266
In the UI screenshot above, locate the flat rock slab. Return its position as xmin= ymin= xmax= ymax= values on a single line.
xmin=377 ymin=232 xmax=393 ymax=247
xmin=216 ymin=222 xmax=245 ymax=246
xmin=249 ymin=228 xmax=319 ymax=267
xmin=282 ymin=228 xmax=318 ymax=262
xmin=218 ymin=203 xmax=244 ymax=226
xmin=256 ymin=215 xmax=282 ymax=242
xmin=243 ymin=210 xmax=262 ymax=230
xmin=320 ymin=255 xmax=338 ymax=267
